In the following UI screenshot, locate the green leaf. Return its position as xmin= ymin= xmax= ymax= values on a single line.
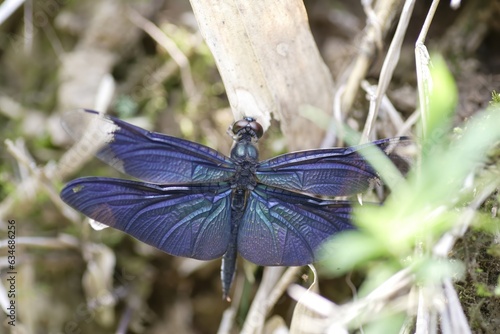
xmin=318 ymin=231 xmax=386 ymax=276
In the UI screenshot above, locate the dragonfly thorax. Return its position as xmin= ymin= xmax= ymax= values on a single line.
xmin=230 ymin=140 xmax=258 ymax=191
xmin=230 ymin=140 xmax=259 ymax=162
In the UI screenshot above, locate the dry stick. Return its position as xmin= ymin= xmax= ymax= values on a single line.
xmin=362 ymin=0 xmax=383 ymax=50
xmin=289 ymin=265 xmax=336 ymax=334
xmin=217 ymin=272 xmax=247 ymax=334
xmin=415 ymin=287 xmax=433 ymax=334
xmin=287 ymin=284 xmax=338 ymax=318
xmin=322 ymin=85 xmax=346 ymax=148
xmin=412 ymin=3 xmax=463 ymax=333
xmin=218 ymin=304 xmax=237 ymax=334
xmin=264 ymin=266 xmax=303 ymax=315
xmin=433 ymin=181 xmax=499 ymax=257
xmin=240 ymin=267 xmax=285 ymax=334
xmin=287 ymin=284 xmax=341 ymax=333
xmin=431 ymin=181 xmax=498 ymax=334
xmin=425 ymin=207 xmax=492 ymax=334
xmin=361 ymin=81 xmax=406 ymax=137
xmin=361 ymin=0 xmax=417 ymax=143
xmin=396 ymin=108 xmax=420 ymax=138
xmin=0 ymin=0 xmax=25 ymax=26
xmin=441 ymin=278 xmax=472 ymax=334
xmin=336 ymin=270 xmax=413 ymax=329
xmin=340 ymin=0 xmax=401 ymax=118
xmin=412 ymin=5 xmax=435 ymax=334
xmin=287 ymin=268 xmax=415 ymax=332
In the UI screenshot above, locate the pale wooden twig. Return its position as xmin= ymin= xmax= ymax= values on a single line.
xmin=240 ymin=267 xmax=285 ymax=334
xmin=265 ymin=266 xmax=303 ymax=315
xmin=396 ymin=108 xmax=420 ymax=138
xmin=361 ymin=81 xmax=406 ymax=138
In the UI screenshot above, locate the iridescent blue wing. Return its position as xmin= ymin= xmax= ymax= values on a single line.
xmin=61 ymin=109 xmax=236 ymax=184
xmin=237 ymin=185 xmax=353 ymax=266
xmin=256 ymin=137 xmax=411 ymax=197
xmin=61 ymin=177 xmax=232 ymax=260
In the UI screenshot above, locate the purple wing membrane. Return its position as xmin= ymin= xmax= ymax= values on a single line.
xmin=237 ymin=185 xmax=353 ymax=266
xmin=61 ymin=177 xmax=232 ymax=260
xmin=256 ymin=137 xmax=411 ymax=197
xmin=62 ymin=109 xmax=236 ymax=184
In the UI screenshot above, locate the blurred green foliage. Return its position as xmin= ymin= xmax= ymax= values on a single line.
xmin=319 ymin=54 xmax=500 ymax=329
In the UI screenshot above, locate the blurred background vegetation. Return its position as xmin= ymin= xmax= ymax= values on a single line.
xmin=1 ymin=0 xmax=500 ymax=333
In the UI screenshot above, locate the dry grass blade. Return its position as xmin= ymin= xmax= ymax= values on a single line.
xmin=0 ymin=0 xmax=24 ymax=26
xmin=440 ymin=278 xmax=472 ymax=334
xmin=339 ymin=0 xmax=402 ymax=116
xmin=361 ymin=0 xmax=417 ymax=142
xmin=288 ymin=269 xmax=415 ymax=332
xmin=266 ymin=266 xmax=304 ymax=315
xmin=240 ymin=267 xmax=285 ymax=334
xmin=415 ymin=0 xmax=440 ymax=136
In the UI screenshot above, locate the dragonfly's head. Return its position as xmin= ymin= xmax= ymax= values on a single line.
xmin=231 ymin=117 xmax=264 ymax=142
xmin=230 ymin=117 xmax=261 ymax=162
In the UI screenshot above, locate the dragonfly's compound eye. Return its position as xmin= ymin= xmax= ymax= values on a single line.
xmin=232 ymin=117 xmax=264 ymax=138
xmin=247 ymin=120 xmax=263 ymax=138
xmin=231 ymin=119 xmax=248 ymax=134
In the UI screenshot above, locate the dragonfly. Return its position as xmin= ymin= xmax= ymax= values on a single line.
xmin=60 ymin=109 xmax=410 ymax=300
